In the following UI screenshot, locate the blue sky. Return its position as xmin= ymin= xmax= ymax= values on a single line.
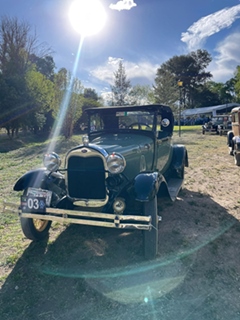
xmin=2 ymin=0 xmax=240 ymax=99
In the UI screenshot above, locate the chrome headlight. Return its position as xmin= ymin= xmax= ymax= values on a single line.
xmin=106 ymin=153 xmax=126 ymax=174
xmin=43 ymin=152 xmax=61 ymax=172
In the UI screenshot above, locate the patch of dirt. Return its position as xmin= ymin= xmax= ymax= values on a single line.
xmin=1 ymin=132 xmax=240 ymax=320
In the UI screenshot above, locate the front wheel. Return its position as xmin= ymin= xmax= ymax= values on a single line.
xmin=20 ymin=189 xmax=52 ymax=240
xmin=20 ymin=217 xmax=52 ymax=241
xmin=143 ymin=196 xmax=158 ymax=260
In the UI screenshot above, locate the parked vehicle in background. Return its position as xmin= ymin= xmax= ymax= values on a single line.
xmin=217 ymin=115 xmax=232 ymax=135
xmin=6 ymin=104 xmax=188 ymax=260
xmin=202 ymin=115 xmax=231 ymax=135
xmin=227 ymin=107 xmax=240 ymax=166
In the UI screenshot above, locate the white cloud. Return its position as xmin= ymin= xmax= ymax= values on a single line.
xmin=210 ymin=31 xmax=240 ymax=82
xmin=89 ymin=57 xmax=158 ymax=85
xmin=109 ymin=0 xmax=137 ymax=11
xmin=181 ymin=4 xmax=240 ymax=51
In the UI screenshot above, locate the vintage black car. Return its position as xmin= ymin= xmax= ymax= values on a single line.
xmin=9 ymin=104 xmax=188 ymax=259
xmin=202 ymin=115 xmax=231 ymax=135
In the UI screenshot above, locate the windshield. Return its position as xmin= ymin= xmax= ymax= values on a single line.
xmin=89 ymin=111 xmax=155 ymax=132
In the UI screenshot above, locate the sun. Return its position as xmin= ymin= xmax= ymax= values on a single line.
xmin=69 ymin=0 xmax=107 ymax=37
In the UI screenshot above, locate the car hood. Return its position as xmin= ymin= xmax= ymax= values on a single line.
xmin=90 ymin=133 xmax=154 ymax=176
xmin=90 ymin=133 xmax=154 ymax=153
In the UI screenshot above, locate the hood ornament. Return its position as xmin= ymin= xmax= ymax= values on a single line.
xmin=82 ymin=135 xmax=89 ymax=146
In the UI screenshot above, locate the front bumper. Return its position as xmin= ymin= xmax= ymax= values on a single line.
xmin=3 ymin=201 xmax=152 ymax=231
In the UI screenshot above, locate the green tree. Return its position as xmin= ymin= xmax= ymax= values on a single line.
xmin=24 ymin=66 xmax=55 ymax=133
xmin=111 ymin=61 xmax=131 ymax=106
xmin=232 ymin=66 xmax=240 ymax=102
xmin=74 ymin=88 xmax=102 ymax=132
xmin=54 ymin=68 xmax=84 ymax=138
xmin=83 ymin=88 xmax=99 ymax=100
xmin=154 ymin=49 xmax=212 ymax=109
xmin=0 ymin=73 xmax=25 ymax=136
xmin=204 ymin=81 xmax=235 ymax=105
xmin=29 ymin=54 xmax=55 ymax=81
xmin=0 ymin=16 xmax=51 ymax=136
xmin=129 ymin=84 xmax=155 ymax=105
xmin=153 ymin=71 xmax=179 ymax=111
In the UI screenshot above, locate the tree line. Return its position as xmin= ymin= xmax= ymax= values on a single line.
xmin=1 ymin=16 xmax=240 ymax=139
xmin=0 ymin=16 xmax=102 ymax=138
xmin=112 ymin=52 xmax=240 ymax=114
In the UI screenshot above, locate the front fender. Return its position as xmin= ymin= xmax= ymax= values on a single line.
xmin=134 ymin=172 xmax=166 ymax=202
xmin=14 ymin=168 xmax=49 ymax=191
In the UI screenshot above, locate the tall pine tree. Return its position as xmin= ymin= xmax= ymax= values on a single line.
xmin=111 ymin=61 xmax=131 ymax=106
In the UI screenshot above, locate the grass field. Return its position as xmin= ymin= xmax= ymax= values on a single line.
xmin=1 ymin=129 xmax=240 ymax=320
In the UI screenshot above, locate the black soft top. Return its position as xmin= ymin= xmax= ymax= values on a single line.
xmin=85 ymin=104 xmax=174 ymax=136
xmin=86 ymin=104 xmax=172 ymax=115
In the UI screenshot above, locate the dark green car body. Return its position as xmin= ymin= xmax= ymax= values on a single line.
xmin=12 ymin=104 xmax=188 ymax=259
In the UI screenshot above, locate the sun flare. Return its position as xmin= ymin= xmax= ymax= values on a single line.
xmin=69 ymin=0 xmax=107 ymax=37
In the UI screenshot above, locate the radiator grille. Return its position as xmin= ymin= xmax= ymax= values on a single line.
xmin=67 ymin=155 xmax=106 ymax=199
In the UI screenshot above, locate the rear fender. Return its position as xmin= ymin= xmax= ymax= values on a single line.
xmin=134 ymin=172 xmax=165 ymax=202
xmin=171 ymin=144 xmax=188 ymax=169
xmin=14 ymin=168 xmax=49 ymax=191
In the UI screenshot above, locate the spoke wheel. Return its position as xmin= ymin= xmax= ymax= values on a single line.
xmin=33 ymin=219 xmax=50 ymax=232
xmin=20 ymin=217 xmax=52 ymax=241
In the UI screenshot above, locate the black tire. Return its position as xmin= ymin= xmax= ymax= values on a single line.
xmin=234 ymin=152 xmax=240 ymax=166
xmin=20 ymin=189 xmax=52 ymax=241
xmin=227 ymin=131 xmax=234 ymax=147
xmin=20 ymin=217 xmax=51 ymax=241
xmin=143 ymin=196 xmax=158 ymax=260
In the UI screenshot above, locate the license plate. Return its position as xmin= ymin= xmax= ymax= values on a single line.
xmin=21 ymin=195 xmax=46 ymax=213
xmin=27 ymin=187 xmax=52 ymax=206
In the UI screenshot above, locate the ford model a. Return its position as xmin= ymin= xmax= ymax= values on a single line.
xmin=7 ymin=104 xmax=188 ymax=260
xmin=227 ymin=106 xmax=240 ymax=166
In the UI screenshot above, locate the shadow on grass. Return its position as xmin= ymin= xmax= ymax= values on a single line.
xmin=1 ymin=190 xmax=240 ymax=320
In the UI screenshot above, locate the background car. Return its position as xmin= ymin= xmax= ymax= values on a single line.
xmin=202 ymin=115 xmax=231 ymax=134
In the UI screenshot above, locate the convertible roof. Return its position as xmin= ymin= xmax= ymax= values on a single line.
xmin=86 ymin=104 xmax=173 ymax=114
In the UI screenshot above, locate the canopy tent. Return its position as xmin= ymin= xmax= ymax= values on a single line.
xmin=181 ymin=103 xmax=240 ymax=118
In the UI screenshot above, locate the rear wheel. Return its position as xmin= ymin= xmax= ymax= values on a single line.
xmin=234 ymin=152 xmax=240 ymax=166
xmin=143 ymin=196 xmax=158 ymax=260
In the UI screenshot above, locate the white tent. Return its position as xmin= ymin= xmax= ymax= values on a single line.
xmin=181 ymin=103 xmax=240 ymax=118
